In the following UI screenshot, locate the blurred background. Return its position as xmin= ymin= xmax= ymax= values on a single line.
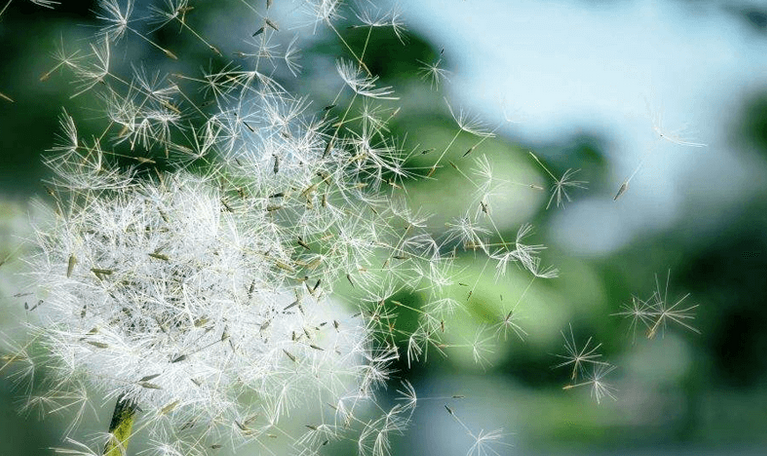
xmin=1 ymin=0 xmax=766 ymax=455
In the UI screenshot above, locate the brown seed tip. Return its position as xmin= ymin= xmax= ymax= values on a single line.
xmin=265 ymin=18 xmax=279 ymax=31
xmin=614 ymin=182 xmax=628 ymax=201
xmin=67 ymin=255 xmax=77 ymax=278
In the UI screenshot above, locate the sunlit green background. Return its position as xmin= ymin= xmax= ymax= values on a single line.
xmin=1 ymin=1 xmax=766 ymax=455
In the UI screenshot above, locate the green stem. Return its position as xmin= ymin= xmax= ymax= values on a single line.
xmin=103 ymin=394 xmax=138 ymax=456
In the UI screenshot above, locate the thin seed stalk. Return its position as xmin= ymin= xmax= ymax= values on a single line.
xmin=103 ymin=394 xmax=139 ymax=456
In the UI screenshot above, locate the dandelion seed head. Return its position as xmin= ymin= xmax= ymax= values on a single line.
xmin=26 ymin=171 xmax=371 ymax=438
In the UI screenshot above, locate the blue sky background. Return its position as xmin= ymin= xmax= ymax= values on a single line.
xmin=401 ymin=0 xmax=767 ymax=255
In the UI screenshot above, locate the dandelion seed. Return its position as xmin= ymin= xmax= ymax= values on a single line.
xmin=67 ymin=255 xmax=77 ymax=277
xmin=86 ymin=340 xmax=109 ymax=350
xmin=297 ymin=236 xmax=311 ymax=250
xmin=649 ymin=101 xmax=707 ymax=148
xmin=646 ymin=270 xmax=699 ymax=339
xmin=160 ymin=400 xmax=180 ymax=415
xmin=283 ymin=350 xmax=297 ymax=363
xmin=337 ymin=59 xmax=398 ymax=100
xmin=97 ymin=0 xmax=177 ymax=59
xmin=612 ymin=295 xmax=655 ymax=341
xmin=494 ymin=309 xmax=527 ymax=341
xmin=284 ymin=34 xmax=302 ymax=76
xmin=170 ymin=354 xmax=187 ymax=363
xmin=95 ymin=0 xmax=133 ymax=42
xmin=613 ymin=181 xmax=628 ymax=201
xmin=265 ymin=18 xmax=279 ymax=31
xmin=90 ymin=268 xmax=113 ymax=277
xmin=553 ymin=324 xmax=606 ymax=380
xmin=445 ymin=404 xmax=510 ymax=456
xmin=563 ymin=363 xmax=618 ymax=404
xmin=468 ymin=428 xmax=509 ymax=456
xmin=445 ymin=98 xmax=495 ymax=138
xmin=528 ymin=152 xmax=587 ymax=209
xmin=148 ymin=252 xmax=169 ymax=261
xmin=418 ymin=56 xmax=450 ymax=90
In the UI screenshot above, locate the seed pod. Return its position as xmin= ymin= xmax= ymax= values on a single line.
xmin=161 ymin=400 xmax=180 ymax=415
xmin=148 ymin=252 xmax=169 ymax=261
xmin=297 ymin=237 xmax=311 ymax=250
xmin=283 ymin=349 xmax=297 ymax=363
xmin=171 ymin=354 xmax=187 ymax=363
xmin=67 ymin=255 xmax=77 ymax=278
xmin=614 ymin=181 xmax=629 ymax=201
xmin=265 ymin=18 xmax=279 ymax=31
xmin=139 ymin=373 xmax=161 ymax=382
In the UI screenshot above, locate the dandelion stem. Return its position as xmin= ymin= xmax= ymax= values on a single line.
xmin=0 ymin=0 xmax=12 ymax=20
xmin=103 ymin=394 xmax=138 ymax=456
xmin=328 ymin=23 xmax=371 ymax=76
